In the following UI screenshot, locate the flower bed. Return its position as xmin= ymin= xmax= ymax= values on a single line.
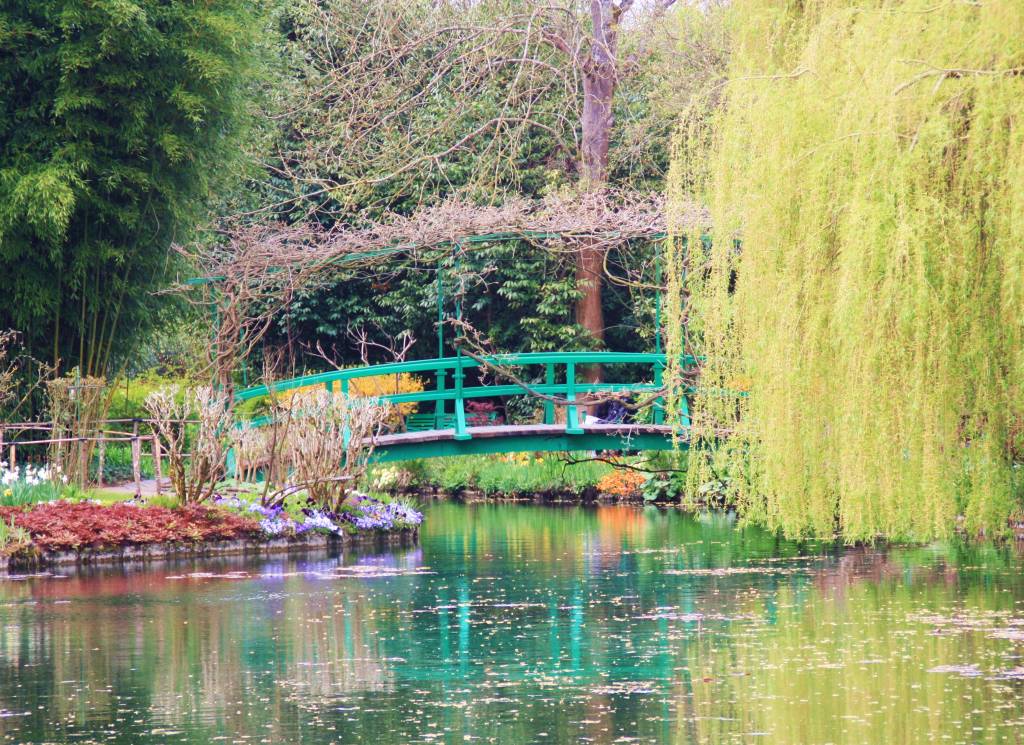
xmin=213 ymin=493 xmax=423 ymax=536
xmin=0 ymin=501 xmax=260 ymax=552
xmin=1 ymin=461 xmax=77 ymax=507
xmin=0 ymin=492 xmax=423 ymax=569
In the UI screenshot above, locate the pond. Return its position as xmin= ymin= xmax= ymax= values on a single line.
xmin=1 ymin=501 xmax=1023 ymax=744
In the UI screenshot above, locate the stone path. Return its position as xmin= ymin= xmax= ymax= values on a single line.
xmin=100 ymin=478 xmax=171 ymax=497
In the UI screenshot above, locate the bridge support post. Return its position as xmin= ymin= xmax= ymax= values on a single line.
xmin=452 ymin=243 xmax=471 ymax=441
xmin=435 ymin=258 xmax=449 ymax=429
xmin=434 ymin=369 xmax=447 ymax=429
xmin=652 ymin=360 xmax=665 ymax=425
xmin=543 ymin=363 xmax=555 ymax=424
xmin=565 ymin=361 xmax=583 ymax=435
xmin=453 ymin=356 xmax=470 ymax=440
xmin=341 ymin=379 xmax=351 ymax=448
xmin=678 ymin=391 xmax=691 ymax=429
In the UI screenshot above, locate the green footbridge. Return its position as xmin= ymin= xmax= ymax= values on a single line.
xmin=233 ymin=351 xmax=693 ymax=462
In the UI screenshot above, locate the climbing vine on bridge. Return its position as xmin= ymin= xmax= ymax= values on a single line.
xmin=669 ymin=0 xmax=1024 ymax=541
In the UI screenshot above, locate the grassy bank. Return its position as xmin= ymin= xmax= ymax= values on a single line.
xmin=370 ymin=451 xmax=689 ymax=502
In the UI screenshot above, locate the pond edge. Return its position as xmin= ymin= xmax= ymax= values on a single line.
xmin=0 ymin=528 xmax=419 ymax=573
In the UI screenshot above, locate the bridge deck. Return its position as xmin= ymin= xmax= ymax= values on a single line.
xmin=369 ymin=423 xmax=685 ymax=462
xmin=375 ymin=423 xmax=675 ymax=446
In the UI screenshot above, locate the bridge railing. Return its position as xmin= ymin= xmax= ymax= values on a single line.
xmin=234 ymin=351 xmax=696 ymax=440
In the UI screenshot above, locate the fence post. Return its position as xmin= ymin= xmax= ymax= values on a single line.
xmin=8 ymin=444 xmax=14 ymax=470
xmin=97 ymin=439 xmax=105 ymax=488
xmin=131 ymin=420 xmax=142 ymax=498
xmin=565 ymin=361 xmax=583 ymax=434
xmin=152 ymin=435 xmax=162 ymax=495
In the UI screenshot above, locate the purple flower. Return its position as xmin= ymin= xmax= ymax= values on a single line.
xmin=301 ymin=509 xmax=341 ymax=534
xmin=260 ymin=516 xmax=297 ymax=536
xmin=345 ymin=497 xmax=422 ymax=531
xmin=249 ymin=503 xmax=283 ymax=518
xmin=213 ymin=496 xmax=245 ymax=509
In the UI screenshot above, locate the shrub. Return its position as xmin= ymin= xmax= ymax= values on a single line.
xmin=279 ymin=371 xmax=424 ymax=425
xmin=46 ymin=372 xmax=107 ymax=486
xmin=277 ymin=389 xmax=392 ymax=511
xmin=0 ymin=501 xmax=260 ymax=551
xmin=505 ymin=395 xmax=543 ymax=425
xmin=410 ymin=453 xmax=613 ymax=496
xmin=145 ymin=386 xmax=232 ymax=504
xmin=107 ymin=369 xmax=194 ymax=421
xmin=0 ymin=516 xmax=30 ymax=555
xmin=638 ymin=452 xmax=689 ymax=502
xmin=597 ymin=468 xmax=647 ymax=497
xmin=465 ymin=400 xmax=503 ymax=426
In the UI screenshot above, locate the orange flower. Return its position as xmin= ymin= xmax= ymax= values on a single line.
xmin=597 ymin=469 xmax=646 ymax=497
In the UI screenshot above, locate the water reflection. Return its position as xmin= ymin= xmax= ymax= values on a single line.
xmin=1 ymin=502 xmax=1023 ymax=743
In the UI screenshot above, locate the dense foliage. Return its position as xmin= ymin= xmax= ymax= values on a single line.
xmin=268 ymin=239 xmax=662 ymax=366
xmin=673 ymin=0 xmax=1024 ymax=540
xmin=0 ymin=0 xmax=270 ymax=376
xmin=382 ymin=453 xmax=613 ymax=498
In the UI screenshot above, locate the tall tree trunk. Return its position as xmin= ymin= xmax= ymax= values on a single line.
xmin=576 ymin=0 xmax=622 ymax=388
xmin=578 ymin=69 xmax=614 ymax=354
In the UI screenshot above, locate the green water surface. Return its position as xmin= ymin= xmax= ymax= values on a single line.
xmin=1 ymin=502 xmax=1023 ymax=744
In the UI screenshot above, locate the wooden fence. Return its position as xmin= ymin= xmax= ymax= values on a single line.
xmin=0 ymin=419 xmax=187 ymax=497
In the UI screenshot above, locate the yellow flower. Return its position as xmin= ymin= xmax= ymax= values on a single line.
xmin=3 ymin=489 xmax=11 ymax=497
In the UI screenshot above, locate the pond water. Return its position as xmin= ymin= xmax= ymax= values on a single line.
xmin=1 ymin=502 xmax=1023 ymax=744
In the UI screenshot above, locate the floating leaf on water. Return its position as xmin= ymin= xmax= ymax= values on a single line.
xmin=927 ymin=664 xmax=982 ymax=677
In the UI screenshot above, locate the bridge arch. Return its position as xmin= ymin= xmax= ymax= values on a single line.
xmin=233 ymin=351 xmax=693 ymax=462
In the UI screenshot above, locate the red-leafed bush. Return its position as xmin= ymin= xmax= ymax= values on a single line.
xmin=465 ymin=400 xmax=504 ymax=427
xmin=0 ymin=502 xmax=261 ymax=551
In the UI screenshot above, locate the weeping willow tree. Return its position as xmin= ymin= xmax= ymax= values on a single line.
xmin=668 ymin=0 xmax=1024 ymax=541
